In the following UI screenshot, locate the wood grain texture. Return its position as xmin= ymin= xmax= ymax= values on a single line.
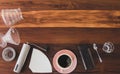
xmin=21 ymin=10 xmax=120 ymax=28
xmin=0 ymin=0 xmax=120 ymax=28
xmin=0 ymin=28 xmax=120 ymax=44
xmin=0 ymin=10 xmax=120 ymax=28
xmin=0 ymin=0 xmax=120 ymax=10
xmin=0 ymin=0 xmax=120 ymax=74
xmin=0 ymin=28 xmax=120 ymax=74
xmin=0 ymin=43 xmax=120 ymax=74
xmin=18 ymin=28 xmax=120 ymax=44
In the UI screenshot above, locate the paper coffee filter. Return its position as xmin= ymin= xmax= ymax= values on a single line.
xmin=29 ymin=48 xmax=52 ymax=73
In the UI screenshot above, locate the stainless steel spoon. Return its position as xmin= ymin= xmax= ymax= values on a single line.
xmin=93 ymin=43 xmax=102 ymax=63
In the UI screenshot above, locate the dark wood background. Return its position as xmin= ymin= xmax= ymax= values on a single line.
xmin=0 ymin=0 xmax=120 ymax=74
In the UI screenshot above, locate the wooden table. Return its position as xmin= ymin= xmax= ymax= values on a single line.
xmin=0 ymin=0 xmax=120 ymax=74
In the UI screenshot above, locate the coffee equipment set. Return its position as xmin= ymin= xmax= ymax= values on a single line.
xmin=0 ymin=8 xmax=114 ymax=74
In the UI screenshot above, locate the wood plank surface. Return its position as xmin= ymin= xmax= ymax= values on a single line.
xmin=0 ymin=10 xmax=120 ymax=28
xmin=0 ymin=28 xmax=120 ymax=44
xmin=0 ymin=0 xmax=120 ymax=74
xmin=0 ymin=43 xmax=120 ymax=74
xmin=0 ymin=28 xmax=120 ymax=74
xmin=0 ymin=0 xmax=120 ymax=28
xmin=14 ymin=10 xmax=120 ymax=28
xmin=16 ymin=28 xmax=120 ymax=44
xmin=0 ymin=0 xmax=120 ymax=10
